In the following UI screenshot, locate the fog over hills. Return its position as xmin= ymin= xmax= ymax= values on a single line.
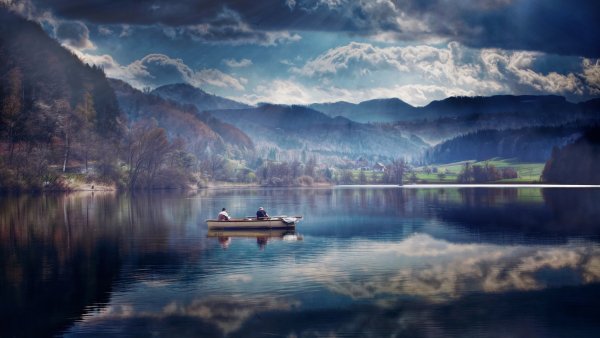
xmin=206 ymin=104 xmax=428 ymax=161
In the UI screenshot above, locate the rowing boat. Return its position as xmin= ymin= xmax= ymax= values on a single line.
xmin=206 ymin=215 xmax=302 ymax=229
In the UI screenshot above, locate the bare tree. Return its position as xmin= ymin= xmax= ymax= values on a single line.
xmin=124 ymin=120 xmax=174 ymax=190
xmin=1 ymin=67 xmax=23 ymax=163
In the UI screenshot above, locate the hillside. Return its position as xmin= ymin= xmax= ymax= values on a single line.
xmin=309 ymin=95 xmax=600 ymax=144
xmin=0 ymin=7 xmax=124 ymax=190
xmin=542 ymin=127 xmax=600 ymax=184
xmin=309 ymin=98 xmax=418 ymax=123
xmin=0 ymin=7 xmax=121 ymax=136
xmin=109 ymin=79 xmax=254 ymax=157
xmin=152 ymin=83 xmax=250 ymax=111
xmin=425 ymin=126 xmax=585 ymax=164
xmin=207 ymin=104 xmax=428 ymax=161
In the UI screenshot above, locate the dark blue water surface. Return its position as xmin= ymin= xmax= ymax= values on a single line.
xmin=1 ymin=186 xmax=600 ymax=337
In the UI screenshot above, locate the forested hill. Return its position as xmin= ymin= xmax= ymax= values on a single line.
xmin=1 ymin=6 xmax=126 ymax=190
xmin=425 ymin=126 xmax=585 ymax=163
xmin=109 ymin=79 xmax=254 ymax=156
xmin=542 ymin=127 xmax=600 ymax=184
xmin=152 ymin=83 xmax=250 ymax=111
xmin=0 ymin=7 xmax=121 ymax=136
xmin=207 ymin=104 xmax=428 ymax=160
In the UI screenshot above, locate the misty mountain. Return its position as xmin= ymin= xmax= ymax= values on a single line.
xmin=422 ymin=95 xmax=576 ymax=117
xmin=110 ymin=79 xmax=254 ymax=156
xmin=207 ymin=104 xmax=428 ymax=160
xmin=309 ymin=95 xmax=600 ymax=127
xmin=152 ymin=83 xmax=250 ymax=111
xmin=309 ymin=98 xmax=418 ymax=123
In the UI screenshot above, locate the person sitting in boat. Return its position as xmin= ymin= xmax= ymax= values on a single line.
xmin=256 ymin=207 xmax=269 ymax=219
xmin=218 ymin=208 xmax=231 ymax=221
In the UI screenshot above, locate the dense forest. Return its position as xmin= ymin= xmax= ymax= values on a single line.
xmin=0 ymin=7 xmax=122 ymax=190
xmin=425 ymin=126 xmax=585 ymax=164
xmin=542 ymin=127 xmax=600 ymax=184
xmin=0 ymin=8 xmax=221 ymax=191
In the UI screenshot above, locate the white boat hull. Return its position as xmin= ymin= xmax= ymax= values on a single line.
xmin=206 ymin=216 xmax=301 ymax=229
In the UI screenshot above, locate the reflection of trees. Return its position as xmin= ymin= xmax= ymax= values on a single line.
xmin=0 ymin=192 xmax=197 ymax=337
xmin=432 ymin=188 xmax=600 ymax=240
xmin=542 ymin=188 xmax=600 ymax=233
xmin=0 ymin=193 xmax=122 ymax=337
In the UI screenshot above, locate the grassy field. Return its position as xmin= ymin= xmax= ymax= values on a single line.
xmin=415 ymin=158 xmax=545 ymax=183
xmin=348 ymin=158 xmax=545 ymax=184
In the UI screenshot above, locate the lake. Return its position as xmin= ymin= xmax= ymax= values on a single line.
xmin=1 ymin=186 xmax=600 ymax=337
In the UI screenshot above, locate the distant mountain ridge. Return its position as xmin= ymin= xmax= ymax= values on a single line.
xmin=309 ymin=95 xmax=599 ymax=124
xmin=152 ymin=83 xmax=250 ymax=111
xmin=206 ymin=104 xmax=428 ymax=160
xmin=309 ymin=98 xmax=418 ymax=123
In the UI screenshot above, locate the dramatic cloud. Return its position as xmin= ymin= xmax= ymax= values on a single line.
xmin=30 ymin=0 xmax=600 ymax=57
xmin=293 ymin=41 xmax=595 ymax=101
xmin=9 ymin=0 xmax=599 ymax=104
xmin=480 ymin=49 xmax=584 ymax=95
xmin=177 ymin=8 xmax=301 ymax=46
xmin=73 ymin=51 xmax=246 ymax=91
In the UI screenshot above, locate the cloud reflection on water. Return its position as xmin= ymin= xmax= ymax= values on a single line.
xmin=70 ymin=295 xmax=299 ymax=336
xmin=288 ymin=233 xmax=600 ymax=302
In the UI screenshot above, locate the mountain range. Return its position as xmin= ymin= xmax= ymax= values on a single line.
xmin=3 ymin=4 xmax=600 ymax=169
xmin=205 ymin=104 xmax=428 ymax=161
xmin=309 ymin=95 xmax=599 ymax=125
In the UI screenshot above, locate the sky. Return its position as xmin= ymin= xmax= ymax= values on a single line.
xmin=6 ymin=0 xmax=600 ymax=106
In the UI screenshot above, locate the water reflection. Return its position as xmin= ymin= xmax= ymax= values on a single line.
xmin=285 ymin=233 xmax=600 ymax=302
xmin=207 ymin=229 xmax=302 ymax=250
xmin=1 ymin=187 xmax=599 ymax=337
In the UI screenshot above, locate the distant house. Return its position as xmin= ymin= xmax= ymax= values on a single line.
xmin=373 ymin=162 xmax=386 ymax=172
xmin=355 ymin=156 xmax=369 ymax=169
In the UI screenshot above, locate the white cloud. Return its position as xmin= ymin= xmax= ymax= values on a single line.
xmin=294 ymin=41 xmax=501 ymax=92
xmin=294 ymin=41 xmax=593 ymax=101
xmin=583 ymin=58 xmax=600 ymax=94
xmin=73 ymin=51 xmax=246 ymax=91
xmin=481 ymin=49 xmax=585 ymax=95
xmin=223 ymin=58 xmax=253 ymax=68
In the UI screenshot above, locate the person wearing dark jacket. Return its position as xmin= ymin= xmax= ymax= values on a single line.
xmin=256 ymin=207 xmax=269 ymax=219
xmin=218 ymin=208 xmax=231 ymax=221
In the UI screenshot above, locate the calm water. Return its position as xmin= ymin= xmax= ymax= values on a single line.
xmin=1 ymin=187 xmax=600 ymax=337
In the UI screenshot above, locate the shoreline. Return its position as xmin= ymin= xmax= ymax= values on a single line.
xmin=4 ymin=181 xmax=600 ymax=194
